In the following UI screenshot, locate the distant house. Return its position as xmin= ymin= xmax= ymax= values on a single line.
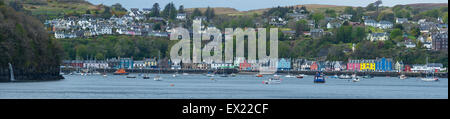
xmin=394 ymin=61 xmax=404 ymax=72
xmin=367 ymin=32 xmax=389 ymax=41
xmin=310 ymin=62 xmax=319 ymax=71
xmin=364 ymin=19 xmax=378 ymax=27
xmin=340 ymin=14 xmax=353 ymax=20
xmin=142 ymin=8 xmax=152 ymax=14
xmin=119 ymin=58 xmax=134 ymax=69
xmin=375 ymin=58 xmax=394 ymax=72
xmin=239 ymin=60 xmax=252 ymax=71
xmin=412 ymin=63 xmax=447 ymax=72
xmin=395 ymin=18 xmax=408 ymax=24
xmin=310 ymin=29 xmax=324 ymax=39
xmin=327 ymin=20 xmax=342 ymax=29
xmin=364 ymin=19 xmax=393 ymax=29
xmin=347 ymin=59 xmax=361 ymax=71
xmin=268 ymin=16 xmax=287 ymax=27
xmin=377 ymin=21 xmax=393 ymax=29
xmin=277 ymin=58 xmax=291 ymax=71
xmin=360 ymin=59 xmax=376 ymax=72
xmin=176 ymin=13 xmax=187 ymax=20
xmin=432 ymin=31 xmax=449 ymax=51
xmin=194 ymin=16 xmax=207 ymax=21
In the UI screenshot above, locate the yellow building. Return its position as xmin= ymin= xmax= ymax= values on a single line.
xmin=360 ymin=61 xmax=376 ymax=71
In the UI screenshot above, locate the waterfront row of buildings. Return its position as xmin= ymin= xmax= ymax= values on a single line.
xmin=62 ymin=57 xmax=447 ymax=73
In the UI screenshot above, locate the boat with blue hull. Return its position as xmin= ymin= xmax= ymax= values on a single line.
xmin=314 ymin=72 xmax=326 ymax=83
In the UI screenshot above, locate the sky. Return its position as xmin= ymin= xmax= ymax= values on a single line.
xmin=87 ymin=0 xmax=448 ymax=11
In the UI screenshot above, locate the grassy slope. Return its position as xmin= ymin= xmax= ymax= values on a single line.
xmin=5 ymin=0 xmax=100 ymax=16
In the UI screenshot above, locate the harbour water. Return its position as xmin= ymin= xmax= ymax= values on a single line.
xmin=0 ymin=74 xmax=447 ymax=99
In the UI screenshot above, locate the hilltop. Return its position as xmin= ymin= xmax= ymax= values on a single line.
xmin=0 ymin=2 xmax=63 ymax=81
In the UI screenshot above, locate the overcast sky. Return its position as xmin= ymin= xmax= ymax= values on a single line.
xmin=87 ymin=0 xmax=448 ymax=11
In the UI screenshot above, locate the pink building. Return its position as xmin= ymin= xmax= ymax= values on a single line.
xmin=347 ymin=59 xmax=361 ymax=71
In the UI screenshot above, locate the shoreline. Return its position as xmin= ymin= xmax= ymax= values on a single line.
xmin=61 ymin=68 xmax=448 ymax=78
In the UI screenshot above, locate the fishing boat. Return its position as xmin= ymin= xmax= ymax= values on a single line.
xmin=314 ymin=72 xmax=326 ymax=83
xmin=338 ymin=74 xmax=352 ymax=79
xmin=113 ymin=69 xmax=129 ymax=75
xmin=263 ymin=76 xmax=282 ymax=85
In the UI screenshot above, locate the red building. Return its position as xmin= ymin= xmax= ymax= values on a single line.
xmin=239 ymin=60 xmax=252 ymax=70
xmin=404 ymin=65 xmax=412 ymax=72
xmin=310 ymin=62 xmax=318 ymax=71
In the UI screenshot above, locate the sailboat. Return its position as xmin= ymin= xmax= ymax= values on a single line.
xmin=421 ymin=57 xmax=439 ymax=82
xmin=9 ymin=63 xmax=15 ymax=82
xmin=154 ymin=51 xmax=162 ymax=81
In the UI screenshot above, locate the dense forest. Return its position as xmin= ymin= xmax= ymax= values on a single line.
xmin=0 ymin=0 xmax=63 ymax=81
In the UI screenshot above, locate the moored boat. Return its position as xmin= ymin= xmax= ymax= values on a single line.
xmin=399 ymin=75 xmax=407 ymax=80
xmin=263 ymin=76 xmax=282 ymax=85
xmin=314 ymin=72 xmax=326 ymax=83
xmin=113 ymin=69 xmax=129 ymax=75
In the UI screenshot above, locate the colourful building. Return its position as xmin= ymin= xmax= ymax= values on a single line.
xmin=277 ymin=58 xmax=291 ymax=71
xmin=119 ymin=58 xmax=134 ymax=69
xmin=360 ymin=59 xmax=376 ymax=71
xmin=347 ymin=59 xmax=361 ymax=71
xmin=375 ymin=57 xmax=393 ymax=72
xmin=239 ymin=60 xmax=252 ymax=70
xmin=310 ymin=62 xmax=318 ymax=71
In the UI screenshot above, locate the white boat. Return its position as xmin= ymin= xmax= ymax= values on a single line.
xmin=352 ymin=78 xmax=360 ymax=82
xmin=182 ymin=73 xmax=189 ymax=76
xmin=399 ymin=75 xmax=407 ymax=80
xmin=285 ymin=75 xmax=296 ymax=78
xmin=263 ymin=76 xmax=282 ymax=84
xmin=206 ymin=74 xmax=215 ymax=77
xmin=339 ymin=74 xmax=352 ymax=79
xmin=172 ymin=74 xmax=178 ymax=77
xmin=154 ymin=76 xmax=162 ymax=81
xmin=421 ymin=78 xmax=439 ymax=82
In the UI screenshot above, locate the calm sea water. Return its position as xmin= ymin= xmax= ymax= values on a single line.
xmin=0 ymin=74 xmax=447 ymax=99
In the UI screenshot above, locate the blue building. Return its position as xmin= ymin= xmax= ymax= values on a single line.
xmin=277 ymin=58 xmax=291 ymax=71
xmin=119 ymin=58 xmax=134 ymax=69
xmin=376 ymin=57 xmax=393 ymax=72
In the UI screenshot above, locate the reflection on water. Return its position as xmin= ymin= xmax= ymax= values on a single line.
xmin=0 ymin=74 xmax=447 ymax=99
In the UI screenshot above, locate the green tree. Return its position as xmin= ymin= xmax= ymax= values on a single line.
xmin=191 ymin=8 xmax=203 ymax=19
xmin=324 ymin=9 xmax=337 ymax=18
xmin=161 ymin=2 xmax=177 ymax=20
xmin=178 ymin=5 xmax=185 ymax=13
xmin=311 ymin=13 xmax=324 ymax=28
xmin=150 ymin=3 xmax=160 ymax=17
xmin=390 ymin=28 xmax=403 ymax=40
